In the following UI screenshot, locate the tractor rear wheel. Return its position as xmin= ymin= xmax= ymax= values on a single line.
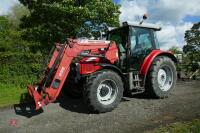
xmin=146 ymin=56 xmax=177 ymax=98
xmin=84 ymin=70 xmax=124 ymax=113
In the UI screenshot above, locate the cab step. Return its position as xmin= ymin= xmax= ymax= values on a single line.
xmin=128 ymin=71 xmax=145 ymax=95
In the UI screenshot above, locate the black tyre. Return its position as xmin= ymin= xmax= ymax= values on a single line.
xmin=84 ymin=70 xmax=124 ymax=113
xmin=146 ymin=56 xmax=177 ymax=98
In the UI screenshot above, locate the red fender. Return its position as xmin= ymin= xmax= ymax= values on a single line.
xmin=140 ymin=50 xmax=177 ymax=76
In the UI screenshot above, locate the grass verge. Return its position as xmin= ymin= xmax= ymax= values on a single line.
xmin=153 ymin=119 xmax=200 ymax=133
xmin=0 ymin=83 xmax=27 ymax=108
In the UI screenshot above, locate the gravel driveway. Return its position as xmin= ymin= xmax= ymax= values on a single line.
xmin=0 ymin=80 xmax=200 ymax=133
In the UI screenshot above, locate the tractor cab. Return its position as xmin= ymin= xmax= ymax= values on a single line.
xmin=107 ymin=21 xmax=161 ymax=72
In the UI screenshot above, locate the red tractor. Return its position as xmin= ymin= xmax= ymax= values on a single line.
xmin=28 ymin=21 xmax=177 ymax=113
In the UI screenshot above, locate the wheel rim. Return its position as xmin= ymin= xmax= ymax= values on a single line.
xmin=157 ymin=65 xmax=173 ymax=91
xmin=97 ymin=79 xmax=118 ymax=105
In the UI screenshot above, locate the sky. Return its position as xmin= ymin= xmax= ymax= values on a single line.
xmin=0 ymin=0 xmax=200 ymax=50
xmin=117 ymin=0 xmax=200 ymax=50
xmin=0 ymin=0 xmax=19 ymax=15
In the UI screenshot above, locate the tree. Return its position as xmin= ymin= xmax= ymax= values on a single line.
xmin=184 ymin=22 xmax=200 ymax=54
xmin=0 ymin=4 xmax=31 ymax=52
xmin=183 ymin=22 xmax=200 ymax=73
xmin=184 ymin=22 xmax=200 ymax=62
xmin=168 ymin=46 xmax=182 ymax=54
xmin=8 ymin=4 xmax=29 ymax=29
xmin=19 ymin=0 xmax=120 ymax=50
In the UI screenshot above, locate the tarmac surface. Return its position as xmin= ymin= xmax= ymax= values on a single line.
xmin=0 ymin=80 xmax=200 ymax=133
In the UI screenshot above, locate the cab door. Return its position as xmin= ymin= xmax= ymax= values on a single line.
xmin=129 ymin=27 xmax=155 ymax=71
xmin=108 ymin=26 xmax=129 ymax=71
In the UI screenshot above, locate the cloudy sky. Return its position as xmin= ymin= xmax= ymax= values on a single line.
xmin=0 ymin=0 xmax=19 ymax=15
xmin=115 ymin=0 xmax=200 ymax=50
xmin=1 ymin=0 xmax=200 ymax=50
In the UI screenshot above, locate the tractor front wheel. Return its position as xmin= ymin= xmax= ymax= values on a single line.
xmin=146 ymin=56 xmax=177 ymax=98
xmin=84 ymin=70 xmax=124 ymax=113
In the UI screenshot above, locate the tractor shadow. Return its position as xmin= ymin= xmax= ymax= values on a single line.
xmin=14 ymin=93 xmax=43 ymax=118
xmin=13 ymin=91 xmax=132 ymax=116
xmin=124 ymin=92 xmax=156 ymax=99
xmin=57 ymin=91 xmax=130 ymax=114
xmin=58 ymin=90 xmax=157 ymax=114
xmin=57 ymin=92 xmax=90 ymax=114
xmin=13 ymin=91 xmax=91 ymax=116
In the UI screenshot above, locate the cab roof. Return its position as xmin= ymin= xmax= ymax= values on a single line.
xmin=122 ymin=21 xmax=162 ymax=31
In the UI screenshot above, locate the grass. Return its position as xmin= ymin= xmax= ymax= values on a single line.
xmin=0 ymin=83 xmax=27 ymax=108
xmin=153 ymin=119 xmax=200 ymax=133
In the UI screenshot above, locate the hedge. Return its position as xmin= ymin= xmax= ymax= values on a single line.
xmin=0 ymin=52 xmax=43 ymax=86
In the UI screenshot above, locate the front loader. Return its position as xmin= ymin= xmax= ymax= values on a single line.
xmin=28 ymin=21 xmax=177 ymax=113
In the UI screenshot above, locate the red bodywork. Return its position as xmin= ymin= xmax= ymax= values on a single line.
xmin=140 ymin=49 xmax=176 ymax=75
xmin=27 ymin=39 xmax=119 ymax=110
xmin=79 ymin=57 xmax=102 ymax=75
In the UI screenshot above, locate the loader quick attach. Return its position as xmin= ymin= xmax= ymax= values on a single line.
xmin=28 ymin=22 xmax=177 ymax=113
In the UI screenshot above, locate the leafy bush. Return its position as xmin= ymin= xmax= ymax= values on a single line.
xmin=0 ymin=52 xmax=43 ymax=87
xmin=0 ymin=14 xmax=45 ymax=88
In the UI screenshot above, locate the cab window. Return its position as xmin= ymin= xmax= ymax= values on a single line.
xmin=131 ymin=27 xmax=153 ymax=54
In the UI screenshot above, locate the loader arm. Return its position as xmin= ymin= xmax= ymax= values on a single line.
xmin=28 ymin=39 xmax=118 ymax=110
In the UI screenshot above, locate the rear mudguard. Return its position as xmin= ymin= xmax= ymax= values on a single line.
xmin=140 ymin=49 xmax=177 ymax=76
